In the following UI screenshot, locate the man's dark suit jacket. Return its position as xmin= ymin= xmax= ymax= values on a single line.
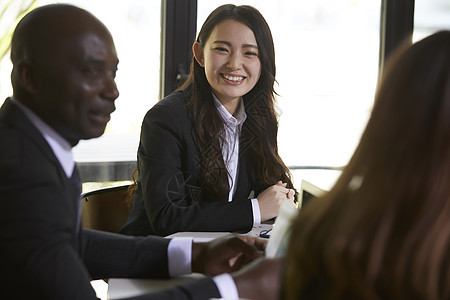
xmin=121 ymin=90 xmax=265 ymax=237
xmin=0 ymin=98 xmax=221 ymax=299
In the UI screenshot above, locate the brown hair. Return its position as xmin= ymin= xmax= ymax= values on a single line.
xmin=179 ymin=4 xmax=295 ymax=202
xmin=284 ymin=31 xmax=450 ymax=299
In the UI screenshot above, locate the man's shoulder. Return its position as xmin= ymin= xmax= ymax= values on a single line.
xmin=0 ymin=102 xmax=27 ymax=157
xmin=0 ymin=99 xmax=50 ymax=157
xmin=0 ymin=124 xmax=40 ymax=185
xmin=0 ymin=124 xmax=21 ymax=161
xmin=0 ymin=102 xmax=58 ymax=181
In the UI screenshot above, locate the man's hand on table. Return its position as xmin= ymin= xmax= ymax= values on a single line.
xmin=191 ymin=234 xmax=267 ymax=276
xmin=232 ymin=257 xmax=283 ymax=300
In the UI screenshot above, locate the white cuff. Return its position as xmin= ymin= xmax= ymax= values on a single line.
xmin=251 ymin=198 xmax=261 ymax=228
xmin=213 ymin=273 xmax=239 ymax=299
xmin=167 ymin=237 xmax=192 ymax=276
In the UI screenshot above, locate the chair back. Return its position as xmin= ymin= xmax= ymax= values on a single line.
xmin=81 ymin=184 xmax=131 ymax=233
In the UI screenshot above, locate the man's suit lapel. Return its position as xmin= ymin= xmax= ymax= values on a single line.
xmin=2 ymin=98 xmax=82 ymax=251
xmin=1 ymin=99 xmax=80 ymax=220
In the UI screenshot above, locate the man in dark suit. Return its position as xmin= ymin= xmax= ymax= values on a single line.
xmin=0 ymin=4 xmax=280 ymax=299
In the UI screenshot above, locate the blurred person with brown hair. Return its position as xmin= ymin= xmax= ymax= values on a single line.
xmin=283 ymin=30 xmax=450 ymax=299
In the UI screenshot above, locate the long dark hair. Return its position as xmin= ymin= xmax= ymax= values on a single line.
xmin=179 ymin=4 xmax=295 ymax=202
xmin=284 ymin=31 xmax=450 ymax=299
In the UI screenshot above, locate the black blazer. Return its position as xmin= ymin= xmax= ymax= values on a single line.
xmin=0 ymin=98 xmax=220 ymax=300
xmin=121 ymin=90 xmax=265 ymax=237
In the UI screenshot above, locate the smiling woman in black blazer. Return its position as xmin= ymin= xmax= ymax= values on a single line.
xmin=121 ymin=4 xmax=296 ymax=237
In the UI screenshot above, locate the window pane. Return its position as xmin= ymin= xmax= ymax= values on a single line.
xmin=414 ymin=0 xmax=450 ymax=42
xmin=66 ymin=0 xmax=161 ymax=165
xmin=197 ymin=1 xmax=380 ymax=173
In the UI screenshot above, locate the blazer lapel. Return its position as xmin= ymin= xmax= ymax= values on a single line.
xmin=233 ymin=124 xmax=255 ymax=200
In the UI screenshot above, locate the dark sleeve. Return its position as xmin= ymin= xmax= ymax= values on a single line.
xmin=0 ymin=130 xmax=98 ymax=300
xmin=81 ymin=229 xmax=170 ymax=279
xmin=0 ymin=126 xmax=220 ymax=300
xmin=135 ymin=100 xmax=254 ymax=236
xmin=82 ymin=231 xmax=222 ymax=300
xmin=121 ymin=277 xmax=221 ymax=300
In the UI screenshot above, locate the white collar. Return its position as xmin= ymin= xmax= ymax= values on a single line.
xmin=212 ymin=93 xmax=247 ymax=126
xmin=11 ymin=98 xmax=74 ymax=177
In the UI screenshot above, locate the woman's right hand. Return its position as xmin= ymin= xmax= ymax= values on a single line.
xmin=257 ymin=181 xmax=293 ymax=221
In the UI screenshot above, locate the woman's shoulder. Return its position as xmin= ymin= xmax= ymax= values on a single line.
xmin=154 ymin=90 xmax=188 ymax=110
xmin=145 ymin=90 xmax=190 ymax=122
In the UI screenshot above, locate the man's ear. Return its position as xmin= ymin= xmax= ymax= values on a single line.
xmin=15 ymin=59 xmax=38 ymax=94
xmin=193 ymin=42 xmax=204 ymax=67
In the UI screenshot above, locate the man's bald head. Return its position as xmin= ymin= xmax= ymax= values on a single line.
xmin=10 ymin=4 xmax=119 ymax=146
xmin=11 ymin=4 xmax=112 ymax=85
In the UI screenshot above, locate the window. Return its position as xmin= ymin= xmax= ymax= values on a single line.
xmin=414 ymin=0 xmax=450 ymax=41
xmin=66 ymin=0 xmax=161 ymax=191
